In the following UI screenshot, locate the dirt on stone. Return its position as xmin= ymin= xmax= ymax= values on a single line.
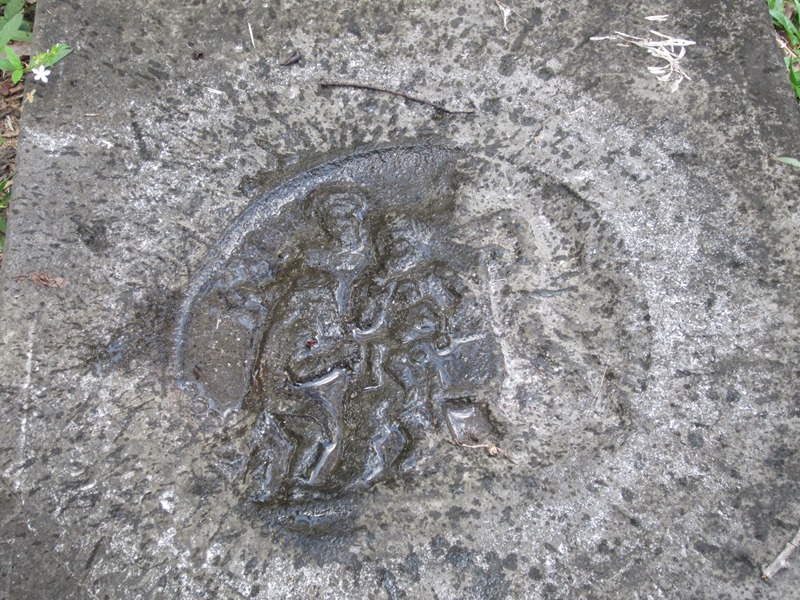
xmin=0 ymin=68 xmax=24 ymax=268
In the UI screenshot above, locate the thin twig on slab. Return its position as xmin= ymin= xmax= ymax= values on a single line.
xmin=319 ymin=80 xmax=475 ymax=115
xmin=762 ymin=526 xmax=800 ymax=581
xmin=590 ymin=365 xmax=609 ymax=410
xmin=448 ymin=438 xmax=517 ymax=464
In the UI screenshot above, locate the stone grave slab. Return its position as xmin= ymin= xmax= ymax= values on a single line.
xmin=1 ymin=1 xmax=799 ymax=598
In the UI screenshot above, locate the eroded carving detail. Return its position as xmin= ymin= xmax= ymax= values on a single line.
xmin=175 ymin=143 xmax=653 ymax=524
xmin=245 ymin=185 xmax=500 ymax=503
xmin=177 ymin=145 xmax=503 ymax=511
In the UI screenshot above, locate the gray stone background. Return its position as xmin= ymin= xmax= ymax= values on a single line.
xmin=1 ymin=0 xmax=799 ymax=598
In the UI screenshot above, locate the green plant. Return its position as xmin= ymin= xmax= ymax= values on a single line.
xmin=786 ymin=56 xmax=800 ymax=101
xmin=768 ymin=0 xmax=800 ymax=46
xmin=768 ymin=0 xmax=800 ymax=101
xmin=0 ymin=0 xmax=71 ymax=84
xmin=0 ymin=0 xmax=31 ymax=84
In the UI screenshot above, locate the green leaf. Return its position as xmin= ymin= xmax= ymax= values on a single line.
xmin=789 ymin=66 xmax=800 ymax=102
xmin=10 ymin=66 xmax=20 ymax=83
xmin=768 ymin=0 xmax=797 ymax=41
xmin=4 ymin=44 xmax=20 ymax=70
xmin=0 ymin=12 xmax=21 ymax=48
xmin=0 ymin=215 xmax=6 ymax=235
xmin=9 ymin=29 xmax=30 ymax=42
xmin=775 ymin=156 xmax=800 ymax=168
xmin=775 ymin=9 xmax=800 ymax=46
xmin=3 ymin=0 xmax=23 ymax=20
xmin=0 ymin=55 xmax=14 ymax=71
xmin=767 ymin=0 xmax=784 ymax=14
xmin=38 ymin=43 xmax=73 ymax=67
xmin=785 ymin=57 xmax=800 ymax=101
xmin=51 ymin=43 xmax=73 ymax=62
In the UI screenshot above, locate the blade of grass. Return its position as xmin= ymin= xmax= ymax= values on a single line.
xmin=790 ymin=65 xmax=800 ymax=101
xmin=775 ymin=156 xmax=800 ymax=168
xmin=769 ymin=0 xmax=800 ymax=45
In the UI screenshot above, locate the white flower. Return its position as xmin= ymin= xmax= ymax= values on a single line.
xmin=32 ymin=65 xmax=50 ymax=83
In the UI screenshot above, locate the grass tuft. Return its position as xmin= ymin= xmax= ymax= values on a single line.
xmin=768 ymin=0 xmax=800 ymax=101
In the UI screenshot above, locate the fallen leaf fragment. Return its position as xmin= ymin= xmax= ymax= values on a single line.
xmin=16 ymin=272 xmax=69 ymax=287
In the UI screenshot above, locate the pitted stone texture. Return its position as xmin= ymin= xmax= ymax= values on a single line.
xmin=1 ymin=0 xmax=799 ymax=599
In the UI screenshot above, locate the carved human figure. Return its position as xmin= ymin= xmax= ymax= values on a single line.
xmin=245 ymin=189 xmax=497 ymax=504
xmin=350 ymin=214 xmax=468 ymax=478
xmin=246 ymin=186 xmax=371 ymax=502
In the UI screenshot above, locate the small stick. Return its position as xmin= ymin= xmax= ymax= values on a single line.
xmin=0 ymin=107 xmax=19 ymax=120
xmin=319 ymin=80 xmax=475 ymax=115
xmin=248 ymin=22 xmax=256 ymax=49
xmin=775 ymin=31 xmax=799 ymax=59
xmin=592 ymin=365 xmax=608 ymax=405
xmin=762 ymin=526 xmax=800 ymax=581
xmin=448 ymin=438 xmax=517 ymax=464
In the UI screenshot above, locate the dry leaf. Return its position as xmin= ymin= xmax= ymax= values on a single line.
xmin=16 ymin=272 xmax=69 ymax=287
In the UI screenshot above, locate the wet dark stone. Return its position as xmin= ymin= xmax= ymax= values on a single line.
xmin=175 ymin=142 xmax=651 ymax=530
xmin=687 ymin=431 xmax=704 ymax=448
xmin=502 ymin=552 xmax=518 ymax=571
xmin=177 ymin=144 xmax=508 ymax=522
xmin=71 ymin=216 xmax=111 ymax=253
xmin=694 ymin=540 xmax=721 ymax=556
xmin=446 ymin=544 xmax=473 ymax=569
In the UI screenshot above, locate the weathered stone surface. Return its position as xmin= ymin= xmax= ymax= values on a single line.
xmin=1 ymin=1 xmax=799 ymax=598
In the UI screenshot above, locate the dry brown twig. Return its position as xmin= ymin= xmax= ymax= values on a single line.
xmin=319 ymin=80 xmax=474 ymax=115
